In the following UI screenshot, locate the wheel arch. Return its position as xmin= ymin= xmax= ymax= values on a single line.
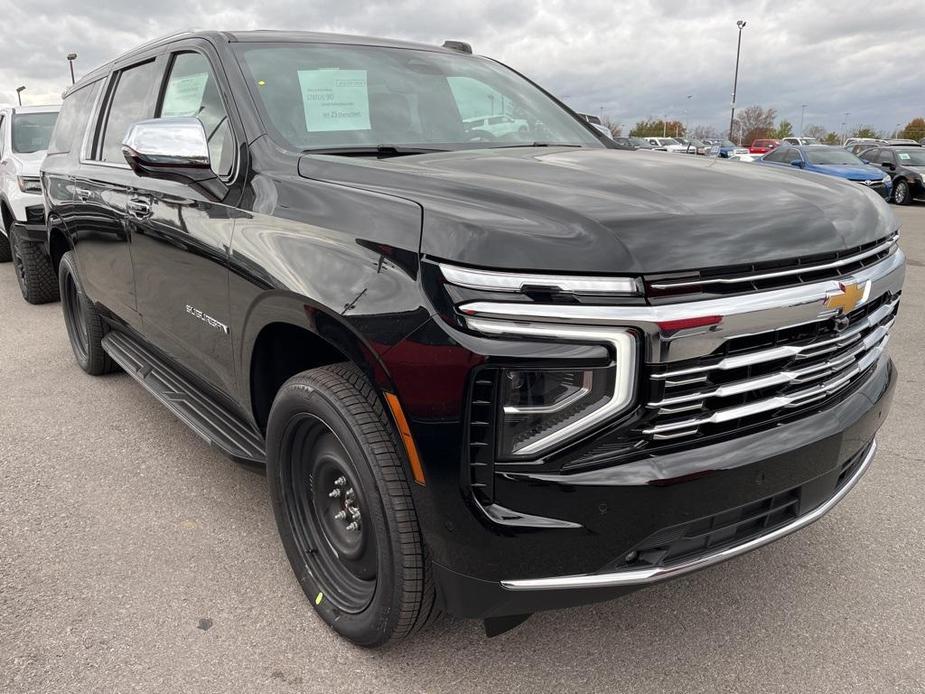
xmin=242 ymin=292 xmax=398 ymax=432
xmin=46 ymin=216 xmax=72 ymax=271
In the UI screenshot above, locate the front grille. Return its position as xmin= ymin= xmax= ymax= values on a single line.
xmin=641 ymin=289 xmax=899 ymax=442
xmin=646 ymin=233 xmax=898 ymax=297
xmin=612 ymin=444 xmax=869 ymax=570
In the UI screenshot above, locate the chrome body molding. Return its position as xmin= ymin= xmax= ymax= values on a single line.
xmin=500 ymin=439 xmax=877 ymax=591
xmin=649 ymin=233 xmax=899 ymax=290
xmin=464 ymin=317 xmax=636 ymax=456
xmin=460 ymin=249 xmax=905 ymax=364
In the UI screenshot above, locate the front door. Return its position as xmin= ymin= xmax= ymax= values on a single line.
xmin=129 ymin=48 xmax=241 ymax=396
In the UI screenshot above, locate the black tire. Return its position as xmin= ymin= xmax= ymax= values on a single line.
xmin=10 ymin=227 xmax=60 ymax=304
xmin=893 ymin=179 xmax=911 ymax=205
xmin=266 ymin=364 xmax=438 ymax=647
xmin=58 ymin=251 xmax=116 ymax=375
xmin=0 ymin=231 xmax=11 ymax=263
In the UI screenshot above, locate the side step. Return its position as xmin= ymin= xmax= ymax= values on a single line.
xmin=102 ymin=331 xmax=267 ymax=464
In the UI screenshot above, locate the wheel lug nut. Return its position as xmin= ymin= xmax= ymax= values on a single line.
xmin=335 ymin=476 xmax=347 ymax=487
xmin=350 ymin=508 xmax=361 ymax=519
xmin=334 ymin=510 xmax=347 ymax=520
xmin=328 ymin=489 xmax=341 ymax=498
xmin=346 ymin=522 xmax=359 ymax=532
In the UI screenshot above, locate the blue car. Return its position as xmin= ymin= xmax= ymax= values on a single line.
xmin=757 ymin=144 xmax=892 ymax=199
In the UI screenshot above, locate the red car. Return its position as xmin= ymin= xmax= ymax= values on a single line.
xmin=749 ymin=138 xmax=780 ymax=154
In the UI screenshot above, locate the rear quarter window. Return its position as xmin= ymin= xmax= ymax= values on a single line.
xmin=48 ymin=81 xmax=102 ymax=155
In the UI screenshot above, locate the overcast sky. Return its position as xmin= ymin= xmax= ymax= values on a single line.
xmin=1 ymin=0 xmax=922 ymax=136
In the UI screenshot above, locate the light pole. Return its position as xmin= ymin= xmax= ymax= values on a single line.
xmin=799 ymin=104 xmax=807 ymax=137
xmin=684 ymin=94 xmax=692 ymax=137
xmin=842 ymin=111 xmax=850 ymax=143
xmin=67 ymin=53 xmax=78 ymax=85
xmin=728 ymin=19 xmax=747 ymax=142
xmin=15 ymin=86 xmax=25 ymax=106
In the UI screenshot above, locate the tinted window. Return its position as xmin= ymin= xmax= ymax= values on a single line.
xmin=804 ymin=148 xmax=864 ymax=166
xmin=862 ymin=148 xmax=881 ymax=163
xmin=48 ymin=81 xmax=102 ymax=154
xmin=234 ymin=44 xmax=600 ymax=151
xmin=881 ymin=149 xmax=896 ymax=165
xmin=764 ymin=147 xmax=791 ymax=162
xmin=895 ymin=149 xmax=925 ymax=166
xmin=157 ymin=52 xmax=234 ymax=176
xmin=99 ymin=60 xmax=156 ymax=163
xmin=11 ymin=112 xmax=59 ymax=153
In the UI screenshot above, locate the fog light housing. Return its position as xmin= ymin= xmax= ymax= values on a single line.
xmin=498 ymin=365 xmax=617 ymax=457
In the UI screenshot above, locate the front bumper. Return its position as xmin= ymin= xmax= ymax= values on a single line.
xmin=432 ymin=355 xmax=895 ymax=618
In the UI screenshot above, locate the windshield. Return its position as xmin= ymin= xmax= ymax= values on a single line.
xmin=234 ymin=43 xmax=602 ymax=152
xmin=896 ymin=149 xmax=925 ymax=166
xmin=11 ymin=111 xmax=59 ymax=153
xmin=805 ymin=148 xmax=865 ymax=165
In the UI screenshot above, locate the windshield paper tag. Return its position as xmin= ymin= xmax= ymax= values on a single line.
xmin=162 ymin=73 xmax=209 ymax=118
xmin=898 ymin=152 xmax=911 ymax=161
xmin=298 ymin=69 xmax=371 ymax=132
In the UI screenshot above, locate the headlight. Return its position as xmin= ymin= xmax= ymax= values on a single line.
xmin=17 ymin=176 xmax=42 ymax=194
xmin=464 ymin=316 xmax=637 ymax=458
xmin=499 ymin=366 xmax=616 ymax=457
xmin=882 ymin=175 xmax=891 ymax=184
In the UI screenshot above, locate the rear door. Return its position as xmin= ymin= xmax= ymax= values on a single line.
xmin=72 ymin=58 xmax=161 ymax=329
xmin=128 ymin=43 xmax=244 ymax=396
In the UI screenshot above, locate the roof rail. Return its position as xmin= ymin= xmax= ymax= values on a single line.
xmin=129 ymin=28 xmax=201 ymax=55
xmin=442 ymin=40 xmax=473 ymax=54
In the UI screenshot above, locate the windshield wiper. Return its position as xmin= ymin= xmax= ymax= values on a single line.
xmin=301 ymin=145 xmax=448 ymax=158
xmin=487 ymin=143 xmax=584 ymax=149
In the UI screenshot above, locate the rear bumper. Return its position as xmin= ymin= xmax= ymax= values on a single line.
xmin=433 ymin=356 xmax=895 ymax=619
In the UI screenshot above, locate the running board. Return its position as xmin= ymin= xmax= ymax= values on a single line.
xmin=102 ymin=331 xmax=267 ymax=464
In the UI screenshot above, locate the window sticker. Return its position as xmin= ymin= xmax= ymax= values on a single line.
xmin=162 ymin=73 xmax=209 ymax=118
xmin=298 ymin=69 xmax=371 ymax=132
xmin=898 ymin=152 xmax=911 ymax=161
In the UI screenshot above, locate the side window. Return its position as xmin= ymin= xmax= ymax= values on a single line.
xmin=48 ymin=81 xmax=102 ymax=155
xmin=158 ymin=52 xmax=234 ymax=177
xmin=883 ymin=150 xmax=897 ymax=165
xmin=98 ymin=60 xmax=157 ymax=163
xmin=864 ymin=149 xmax=881 ymax=164
xmin=765 ymin=147 xmax=788 ymax=162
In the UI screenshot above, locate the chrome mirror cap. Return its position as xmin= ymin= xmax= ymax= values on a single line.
xmin=122 ymin=117 xmax=211 ymax=170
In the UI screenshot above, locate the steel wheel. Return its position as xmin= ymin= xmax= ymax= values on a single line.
xmin=282 ymin=414 xmax=378 ymax=614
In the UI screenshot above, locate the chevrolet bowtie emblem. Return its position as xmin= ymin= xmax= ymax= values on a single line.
xmin=825 ymin=280 xmax=870 ymax=315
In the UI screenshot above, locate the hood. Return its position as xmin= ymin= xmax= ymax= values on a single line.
xmin=298 ymin=147 xmax=896 ymax=274
xmin=10 ymin=150 xmax=46 ymax=176
xmin=810 ymin=163 xmax=885 ymax=180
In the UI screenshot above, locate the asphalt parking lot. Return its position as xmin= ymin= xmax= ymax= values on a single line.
xmin=2 ymin=205 xmax=924 ymax=694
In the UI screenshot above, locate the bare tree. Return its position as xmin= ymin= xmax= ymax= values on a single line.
xmin=734 ymin=105 xmax=777 ymax=145
xmin=691 ymin=125 xmax=720 ymax=141
xmin=803 ymin=124 xmax=828 ymax=141
xmin=602 ymin=116 xmax=623 ymax=138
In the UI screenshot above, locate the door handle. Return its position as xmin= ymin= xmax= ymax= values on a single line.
xmin=75 ymin=187 xmax=92 ymax=201
xmin=127 ymin=197 xmax=153 ymax=219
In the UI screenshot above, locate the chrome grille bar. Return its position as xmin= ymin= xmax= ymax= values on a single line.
xmin=643 ymin=331 xmax=890 ymax=437
xmin=649 ymin=233 xmax=898 ymax=290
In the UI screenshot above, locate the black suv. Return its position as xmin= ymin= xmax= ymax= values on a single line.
xmin=41 ymin=30 xmax=903 ymax=647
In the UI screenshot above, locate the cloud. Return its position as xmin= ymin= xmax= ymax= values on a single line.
xmin=1 ymin=0 xmax=922 ymax=134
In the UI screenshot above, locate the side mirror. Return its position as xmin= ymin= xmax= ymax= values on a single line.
xmin=122 ymin=118 xmax=213 ymax=184
xmin=881 ymin=161 xmax=895 ymax=170
xmin=790 ymin=159 xmax=804 ymax=168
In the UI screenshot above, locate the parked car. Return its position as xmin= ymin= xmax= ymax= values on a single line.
xmin=884 ymin=138 xmax=922 ymax=147
xmin=749 ymin=138 xmax=780 ymax=154
xmin=782 ymin=136 xmax=819 ymax=146
xmin=610 ymin=137 xmax=637 ymax=149
xmin=642 ymin=136 xmax=688 ymax=152
xmin=42 ymin=29 xmax=902 ymax=647
xmin=844 ymin=137 xmax=886 ymax=151
xmin=704 ymin=138 xmax=750 ymax=158
xmin=860 ymin=146 xmax=925 ymax=204
xmin=0 ymin=104 xmax=60 ymax=304
xmin=626 ymin=136 xmax=657 ymax=149
xmin=849 ymin=143 xmax=881 ymax=156
xmin=675 ymin=137 xmax=708 ymax=155
xmin=463 ymin=114 xmax=530 ymax=138
xmin=757 ymin=145 xmax=892 ymax=199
